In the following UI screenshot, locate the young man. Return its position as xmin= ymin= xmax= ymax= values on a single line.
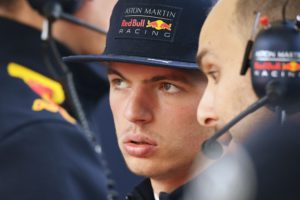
xmin=64 ymin=0 xmax=215 ymax=199
xmin=189 ymin=0 xmax=300 ymax=199
xmin=0 ymin=0 xmax=123 ymax=199
xmin=196 ymin=0 xmax=300 ymax=143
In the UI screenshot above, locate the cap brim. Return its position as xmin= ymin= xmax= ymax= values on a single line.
xmin=63 ymin=54 xmax=199 ymax=70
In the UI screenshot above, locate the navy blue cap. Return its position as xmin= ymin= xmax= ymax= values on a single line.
xmin=63 ymin=0 xmax=213 ymax=70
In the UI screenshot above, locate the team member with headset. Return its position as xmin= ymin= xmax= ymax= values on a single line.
xmin=64 ymin=0 xmax=215 ymax=199
xmin=0 ymin=0 xmax=120 ymax=199
xmin=187 ymin=0 xmax=300 ymax=199
xmin=28 ymin=0 xmax=143 ymax=197
xmin=196 ymin=0 xmax=300 ymax=147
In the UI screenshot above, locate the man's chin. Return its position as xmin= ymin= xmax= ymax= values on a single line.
xmin=125 ymin=158 xmax=158 ymax=177
xmin=127 ymin=166 xmax=154 ymax=177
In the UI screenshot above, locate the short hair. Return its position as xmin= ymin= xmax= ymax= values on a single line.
xmin=235 ymin=0 xmax=300 ymax=39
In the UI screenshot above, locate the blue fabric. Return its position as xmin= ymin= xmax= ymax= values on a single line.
xmin=64 ymin=0 xmax=213 ymax=70
xmin=0 ymin=17 xmax=109 ymax=199
xmin=126 ymin=178 xmax=188 ymax=200
xmin=243 ymin=120 xmax=300 ymax=200
xmin=0 ymin=16 xmax=142 ymax=199
xmin=0 ymin=65 xmax=109 ymax=199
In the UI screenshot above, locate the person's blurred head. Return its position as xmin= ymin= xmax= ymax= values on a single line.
xmin=0 ymin=0 xmax=117 ymax=54
xmin=53 ymin=0 xmax=117 ymax=54
xmin=196 ymin=0 xmax=300 ymax=142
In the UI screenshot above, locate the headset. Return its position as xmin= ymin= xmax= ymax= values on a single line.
xmin=27 ymin=1 xmax=118 ymax=199
xmin=241 ymin=0 xmax=300 ymax=114
xmin=202 ymin=0 xmax=300 ymax=159
xmin=27 ymin=0 xmax=106 ymax=33
xmin=28 ymin=0 xmax=83 ymax=15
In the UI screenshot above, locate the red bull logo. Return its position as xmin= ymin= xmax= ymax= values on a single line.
xmin=7 ymin=62 xmax=76 ymax=124
xmin=282 ymin=61 xmax=300 ymax=72
xmin=253 ymin=61 xmax=300 ymax=78
xmin=27 ymin=79 xmax=54 ymax=100
xmin=254 ymin=61 xmax=281 ymax=70
xmin=254 ymin=61 xmax=300 ymax=72
xmin=146 ymin=20 xmax=172 ymax=31
xmin=32 ymin=99 xmax=76 ymax=124
xmin=121 ymin=19 xmax=145 ymax=27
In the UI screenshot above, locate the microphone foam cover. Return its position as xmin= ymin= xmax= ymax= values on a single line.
xmin=202 ymin=140 xmax=224 ymax=160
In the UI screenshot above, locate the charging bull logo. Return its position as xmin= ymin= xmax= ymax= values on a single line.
xmin=146 ymin=20 xmax=172 ymax=31
xmin=282 ymin=61 xmax=300 ymax=72
xmin=32 ymin=99 xmax=76 ymax=124
xmin=7 ymin=63 xmax=76 ymax=124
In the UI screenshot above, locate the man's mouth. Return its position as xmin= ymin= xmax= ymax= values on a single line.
xmin=123 ymin=135 xmax=157 ymax=157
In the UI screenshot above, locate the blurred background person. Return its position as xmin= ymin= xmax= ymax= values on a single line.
xmin=0 ymin=0 xmax=141 ymax=199
xmin=197 ymin=0 xmax=300 ymax=147
xmin=186 ymin=0 xmax=300 ymax=199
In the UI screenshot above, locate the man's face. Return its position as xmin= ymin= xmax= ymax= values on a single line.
xmin=108 ymin=62 xmax=210 ymax=180
xmin=196 ymin=0 xmax=272 ymax=141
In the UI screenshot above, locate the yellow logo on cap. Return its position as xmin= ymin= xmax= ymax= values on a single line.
xmin=146 ymin=20 xmax=172 ymax=31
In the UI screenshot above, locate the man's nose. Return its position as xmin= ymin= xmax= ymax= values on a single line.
xmin=197 ymin=88 xmax=218 ymax=127
xmin=124 ymin=87 xmax=153 ymax=124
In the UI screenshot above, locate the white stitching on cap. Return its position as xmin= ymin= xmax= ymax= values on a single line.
xmin=147 ymin=58 xmax=172 ymax=64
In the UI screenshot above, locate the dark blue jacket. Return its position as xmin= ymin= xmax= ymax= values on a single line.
xmin=243 ymin=120 xmax=300 ymax=200
xmin=126 ymin=179 xmax=186 ymax=200
xmin=0 ymin=17 xmax=109 ymax=200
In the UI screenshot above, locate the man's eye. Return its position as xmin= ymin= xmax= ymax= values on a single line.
xmin=207 ymin=71 xmax=219 ymax=83
xmin=111 ymin=79 xmax=128 ymax=89
xmin=160 ymin=83 xmax=180 ymax=93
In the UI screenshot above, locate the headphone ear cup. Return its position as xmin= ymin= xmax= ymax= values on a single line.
xmin=28 ymin=0 xmax=83 ymax=15
xmin=250 ymin=21 xmax=300 ymax=113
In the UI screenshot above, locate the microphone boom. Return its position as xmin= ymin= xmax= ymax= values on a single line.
xmin=202 ymin=95 xmax=269 ymax=159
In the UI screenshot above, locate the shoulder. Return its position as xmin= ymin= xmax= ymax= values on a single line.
xmin=0 ymin=121 xmax=108 ymax=200
xmin=0 ymin=62 xmax=77 ymax=136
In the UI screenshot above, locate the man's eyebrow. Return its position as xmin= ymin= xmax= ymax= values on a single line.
xmin=108 ymin=67 xmax=196 ymax=84
xmin=146 ymin=74 xmax=191 ymax=84
xmin=196 ymin=49 xmax=209 ymax=68
xmin=107 ymin=68 xmax=126 ymax=80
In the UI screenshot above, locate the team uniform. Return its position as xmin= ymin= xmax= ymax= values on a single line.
xmin=0 ymin=17 xmax=109 ymax=200
xmin=126 ymin=179 xmax=189 ymax=200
